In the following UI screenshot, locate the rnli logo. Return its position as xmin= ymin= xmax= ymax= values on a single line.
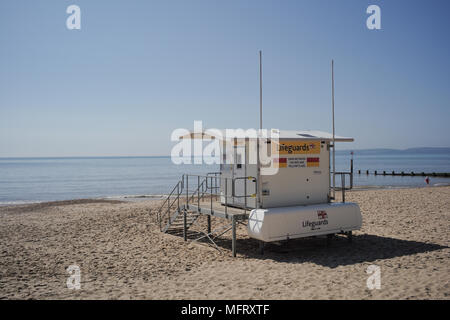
xmin=302 ymin=210 xmax=329 ymax=230
xmin=317 ymin=210 xmax=328 ymax=219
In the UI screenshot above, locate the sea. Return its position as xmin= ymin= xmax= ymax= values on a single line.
xmin=0 ymin=151 xmax=449 ymax=205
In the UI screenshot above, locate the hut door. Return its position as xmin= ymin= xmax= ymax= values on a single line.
xmin=233 ymin=145 xmax=247 ymax=207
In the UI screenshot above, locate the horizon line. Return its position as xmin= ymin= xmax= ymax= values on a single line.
xmin=0 ymin=147 xmax=449 ymax=159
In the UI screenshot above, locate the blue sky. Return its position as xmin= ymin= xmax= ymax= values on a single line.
xmin=0 ymin=0 xmax=449 ymax=157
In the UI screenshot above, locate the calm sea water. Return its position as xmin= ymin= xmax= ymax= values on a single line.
xmin=334 ymin=152 xmax=450 ymax=189
xmin=0 ymin=153 xmax=449 ymax=205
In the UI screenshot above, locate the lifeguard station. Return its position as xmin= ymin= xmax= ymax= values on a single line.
xmin=156 ymin=129 xmax=362 ymax=256
xmin=156 ymin=55 xmax=362 ymax=257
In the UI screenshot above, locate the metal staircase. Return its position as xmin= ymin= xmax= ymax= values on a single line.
xmin=157 ymin=175 xmax=209 ymax=234
xmin=164 ymin=211 xmax=201 ymax=235
xmin=155 ymin=173 xmax=255 ymax=257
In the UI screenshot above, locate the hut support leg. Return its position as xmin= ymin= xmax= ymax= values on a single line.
xmin=183 ymin=209 xmax=187 ymax=241
xmin=258 ymin=241 xmax=265 ymax=255
xmin=207 ymin=215 xmax=211 ymax=234
xmin=232 ymin=216 xmax=236 ymax=257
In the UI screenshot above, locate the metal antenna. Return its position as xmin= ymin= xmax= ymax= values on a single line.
xmin=259 ymin=50 xmax=263 ymax=130
xmin=256 ymin=50 xmax=263 ymax=208
xmin=331 ymin=59 xmax=336 ymax=199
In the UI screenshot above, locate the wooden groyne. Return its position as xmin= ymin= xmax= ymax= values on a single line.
xmin=357 ymin=170 xmax=450 ymax=177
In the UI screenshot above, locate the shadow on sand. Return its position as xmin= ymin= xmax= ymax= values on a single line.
xmin=173 ymin=230 xmax=448 ymax=268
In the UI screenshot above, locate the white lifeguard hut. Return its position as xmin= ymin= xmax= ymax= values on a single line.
xmin=219 ymin=129 xmax=352 ymax=208
xmin=178 ymin=128 xmax=362 ymax=245
xmin=157 ymin=54 xmax=362 ymax=256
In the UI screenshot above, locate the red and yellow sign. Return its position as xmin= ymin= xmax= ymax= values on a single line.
xmin=273 ymin=157 xmax=287 ymax=168
xmin=307 ymin=157 xmax=320 ymax=167
xmin=273 ymin=157 xmax=320 ymax=168
xmin=273 ymin=141 xmax=321 ymax=155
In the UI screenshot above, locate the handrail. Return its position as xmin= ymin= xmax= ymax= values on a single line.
xmin=332 ymin=171 xmax=353 ymax=190
xmin=158 ymin=173 xmax=258 ymax=233
xmin=232 ymin=176 xmax=257 ymax=198
xmin=188 ymin=178 xmax=207 ymax=204
xmin=183 ymin=174 xmax=258 ymax=219
xmin=157 ymin=180 xmax=181 ymax=213
xmin=341 ymin=173 xmax=346 ymax=203
xmin=157 ymin=179 xmax=182 ymax=230
xmin=183 ymin=174 xmax=257 ymax=201
xmin=329 ymin=173 xmax=347 ymax=202
xmin=333 ymin=172 xmax=352 ymax=190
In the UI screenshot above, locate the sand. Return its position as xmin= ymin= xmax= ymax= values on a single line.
xmin=0 ymin=186 xmax=449 ymax=300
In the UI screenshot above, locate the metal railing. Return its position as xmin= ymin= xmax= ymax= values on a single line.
xmin=333 ymin=171 xmax=353 ymax=190
xmin=156 ymin=179 xmax=183 ymax=231
xmin=333 ymin=172 xmax=351 ymax=203
xmin=156 ymin=173 xmax=257 ymax=232
xmin=206 ymin=172 xmax=221 ymax=198
xmin=157 ymin=169 xmax=353 ymax=231
xmin=183 ymin=173 xmax=257 ymax=206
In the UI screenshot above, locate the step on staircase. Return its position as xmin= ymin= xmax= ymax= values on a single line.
xmin=157 ymin=175 xmax=208 ymax=235
xmin=163 ymin=211 xmax=201 ymax=235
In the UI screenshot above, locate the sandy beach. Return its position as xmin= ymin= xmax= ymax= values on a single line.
xmin=0 ymin=186 xmax=448 ymax=300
